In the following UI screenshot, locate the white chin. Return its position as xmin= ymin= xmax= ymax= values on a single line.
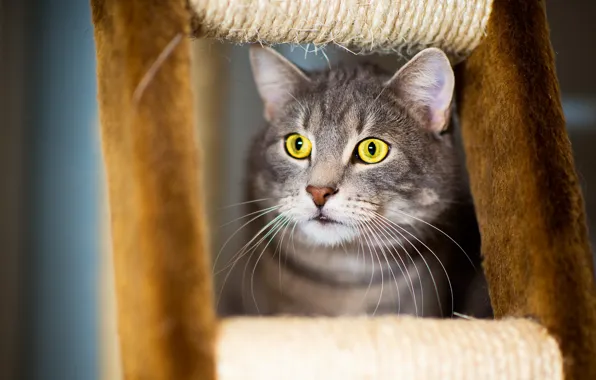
xmin=299 ymin=221 xmax=357 ymax=246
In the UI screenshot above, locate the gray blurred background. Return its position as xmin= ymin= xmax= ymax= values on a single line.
xmin=1 ymin=1 xmax=595 ymax=379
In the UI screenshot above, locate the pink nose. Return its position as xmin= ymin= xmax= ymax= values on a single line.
xmin=306 ymin=185 xmax=338 ymax=207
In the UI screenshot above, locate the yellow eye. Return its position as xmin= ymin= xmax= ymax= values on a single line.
xmin=357 ymin=138 xmax=390 ymax=164
xmin=285 ymin=133 xmax=312 ymax=159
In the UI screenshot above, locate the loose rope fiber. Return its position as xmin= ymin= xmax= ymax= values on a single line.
xmin=190 ymin=0 xmax=493 ymax=58
xmin=218 ymin=317 xmax=563 ymax=380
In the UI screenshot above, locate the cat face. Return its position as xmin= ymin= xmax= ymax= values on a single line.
xmin=248 ymin=46 xmax=460 ymax=246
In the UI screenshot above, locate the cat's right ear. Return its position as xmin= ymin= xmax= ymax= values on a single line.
xmin=249 ymin=45 xmax=310 ymax=122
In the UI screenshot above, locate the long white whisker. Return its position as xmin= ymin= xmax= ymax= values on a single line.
xmin=214 ymin=205 xmax=281 ymax=271
xmin=219 ymin=205 xmax=280 ymax=228
xmin=384 ymin=207 xmax=477 ymax=271
xmin=361 ymin=221 xmax=385 ymax=316
xmin=375 ymin=211 xmax=453 ymax=317
xmin=339 ymin=237 xmax=348 ymax=255
xmin=238 ymin=214 xmax=289 ymax=313
xmin=355 ymin=223 xmax=368 ymax=272
xmin=219 ymin=198 xmax=278 ymax=210
xmin=355 ymin=221 xmax=382 ymax=315
xmin=355 ymin=225 xmax=362 ymax=265
xmin=368 ymin=217 xmax=417 ymax=316
xmin=361 ymin=220 xmax=399 ymax=316
xmin=287 ymin=220 xmax=299 ymax=269
xmin=353 ymin=223 xmax=372 ymax=304
xmin=234 ymin=213 xmax=288 ymax=273
xmin=275 ymin=217 xmax=293 ymax=292
xmin=215 ymin=212 xmax=285 ymax=309
xmin=218 ymin=211 xmax=287 ymax=274
xmin=249 ymin=217 xmax=291 ymax=314
xmin=365 ymin=210 xmax=425 ymax=316
xmin=372 ymin=213 xmax=441 ymax=316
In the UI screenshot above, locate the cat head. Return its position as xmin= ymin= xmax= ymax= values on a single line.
xmin=248 ymin=46 xmax=461 ymax=246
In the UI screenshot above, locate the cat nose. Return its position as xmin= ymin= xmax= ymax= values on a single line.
xmin=306 ymin=185 xmax=338 ymax=207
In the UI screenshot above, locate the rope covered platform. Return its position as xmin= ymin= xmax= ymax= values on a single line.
xmin=190 ymin=0 xmax=493 ymax=58
xmin=217 ymin=317 xmax=563 ymax=380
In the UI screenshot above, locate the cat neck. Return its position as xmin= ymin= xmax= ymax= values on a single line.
xmin=269 ymin=225 xmax=442 ymax=286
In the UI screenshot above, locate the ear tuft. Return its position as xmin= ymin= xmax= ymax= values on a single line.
xmin=385 ymin=48 xmax=454 ymax=133
xmin=249 ymin=45 xmax=310 ymax=122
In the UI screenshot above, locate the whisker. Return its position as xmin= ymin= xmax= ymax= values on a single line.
xmin=274 ymin=217 xmax=293 ymax=292
xmin=238 ymin=214 xmax=289 ymax=313
xmin=215 ymin=213 xmax=286 ymax=309
xmin=213 ymin=205 xmax=281 ymax=271
xmin=372 ymin=216 xmax=422 ymax=311
xmin=355 ymin=224 xmax=363 ymax=265
xmin=219 ymin=198 xmax=279 ymax=210
xmin=371 ymin=218 xmax=424 ymax=316
xmin=132 ymin=33 xmax=182 ymax=106
xmin=355 ymin=221 xmax=383 ymax=315
xmin=231 ymin=213 xmax=288 ymax=275
xmin=368 ymin=217 xmax=418 ymax=317
xmin=219 ymin=205 xmax=281 ymax=228
xmin=382 ymin=206 xmax=477 ymax=271
xmin=353 ymin=223 xmax=372 ymax=304
xmin=355 ymin=223 xmax=369 ymax=273
xmin=360 ymin=221 xmax=385 ymax=316
xmin=374 ymin=212 xmax=453 ymax=317
xmin=249 ymin=216 xmax=291 ymax=314
xmin=453 ymin=311 xmax=476 ymax=320
xmin=287 ymin=220 xmax=299 ymax=269
xmin=339 ymin=238 xmax=348 ymax=255
xmin=361 ymin=220 xmax=400 ymax=316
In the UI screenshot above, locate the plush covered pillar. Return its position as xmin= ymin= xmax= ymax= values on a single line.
xmin=456 ymin=0 xmax=596 ymax=378
xmin=91 ymin=1 xmax=216 ymax=379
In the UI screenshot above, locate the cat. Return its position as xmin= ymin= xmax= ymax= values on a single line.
xmin=220 ymin=45 xmax=492 ymax=318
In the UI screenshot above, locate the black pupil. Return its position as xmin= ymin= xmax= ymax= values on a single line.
xmin=367 ymin=142 xmax=376 ymax=155
xmin=295 ymin=137 xmax=303 ymax=151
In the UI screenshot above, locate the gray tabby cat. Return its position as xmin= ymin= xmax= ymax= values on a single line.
xmin=222 ymin=46 xmax=492 ymax=318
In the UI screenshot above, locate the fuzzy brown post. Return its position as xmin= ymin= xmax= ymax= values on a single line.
xmin=456 ymin=0 xmax=596 ymax=378
xmin=91 ymin=1 xmax=216 ymax=379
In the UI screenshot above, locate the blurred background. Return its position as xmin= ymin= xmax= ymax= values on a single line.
xmin=1 ymin=1 xmax=595 ymax=379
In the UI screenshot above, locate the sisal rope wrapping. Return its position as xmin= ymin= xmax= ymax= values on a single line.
xmin=190 ymin=0 xmax=493 ymax=59
xmin=217 ymin=317 xmax=563 ymax=380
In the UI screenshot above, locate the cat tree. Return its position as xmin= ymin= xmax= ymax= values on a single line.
xmin=91 ymin=0 xmax=596 ymax=379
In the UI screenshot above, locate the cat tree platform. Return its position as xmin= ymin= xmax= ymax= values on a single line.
xmin=217 ymin=317 xmax=562 ymax=379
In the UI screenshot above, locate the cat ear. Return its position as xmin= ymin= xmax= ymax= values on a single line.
xmin=385 ymin=48 xmax=454 ymax=133
xmin=249 ymin=45 xmax=310 ymax=122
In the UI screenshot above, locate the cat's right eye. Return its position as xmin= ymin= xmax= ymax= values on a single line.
xmin=285 ymin=133 xmax=312 ymax=159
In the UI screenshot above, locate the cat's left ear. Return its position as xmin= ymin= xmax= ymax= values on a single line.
xmin=249 ymin=45 xmax=311 ymax=122
xmin=385 ymin=48 xmax=454 ymax=133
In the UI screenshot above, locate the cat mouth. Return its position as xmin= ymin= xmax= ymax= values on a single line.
xmin=311 ymin=215 xmax=340 ymax=225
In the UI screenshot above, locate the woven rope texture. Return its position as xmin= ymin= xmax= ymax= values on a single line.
xmin=190 ymin=0 xmax=492 ymax=58
xmin=217 ymin=317 xmax=563 ymax=380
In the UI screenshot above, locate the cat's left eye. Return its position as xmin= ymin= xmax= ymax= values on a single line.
xmin=356 ymin=138 xmax=390 ymax=164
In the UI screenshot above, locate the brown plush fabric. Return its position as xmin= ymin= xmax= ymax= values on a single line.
xmin=456 ymin=0 xmax=596 ymax=378
xmin=91 ymin=1 xmax=216 ymax=379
